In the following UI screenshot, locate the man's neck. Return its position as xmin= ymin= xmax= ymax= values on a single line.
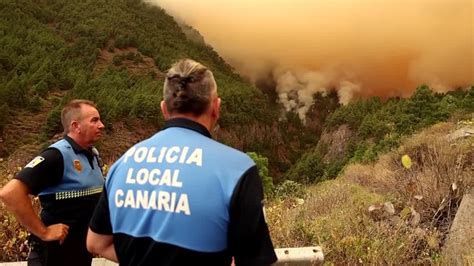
xmin=168 ymin=114 xmax=213 ymax=132
xmin=67 ymin=133 xmax=90 ymax=150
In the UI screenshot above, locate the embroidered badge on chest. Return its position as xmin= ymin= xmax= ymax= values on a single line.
xmin=73 ymin=159 xmax=83 ymax=172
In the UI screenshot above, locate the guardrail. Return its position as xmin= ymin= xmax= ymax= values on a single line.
xmin=274 ymin=246 xmax=324 ymax=265
xmin=0 ymin=246 xmax=324 ymax=265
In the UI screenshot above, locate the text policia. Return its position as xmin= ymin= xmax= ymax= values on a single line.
xmin=113 ymin=146 xmax=203 ymax=215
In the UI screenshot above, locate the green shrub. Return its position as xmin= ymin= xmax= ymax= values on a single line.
xmin=325 ymin=97 xmax=382 ymax=131
xmin=273 ymin=180 xmax=306 ymax=199
xmin=112 ymin=55 xmax=123 ymax=66
xmin=129 ymin=93 xmax=162 ymax=125
xmin=284 ymin=150 xmax=325 ymax=184
xmin=247 ymin=152 xmax=274 ymax=197
xmin=42 ymin=105 xmax=62 ymax=138
xmin=32 ymin=80 xmax=49 ymax=97
xmin=461 ymin=86 xmax=474 ymax=111
xmin=0 ymin=103 xmax=9 ymax=132
xmin=27 ymin=95 xmax=43 ymax=112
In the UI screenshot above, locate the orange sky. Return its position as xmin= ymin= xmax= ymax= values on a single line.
xmin=150 ymin=0 xmax=472 ymax=106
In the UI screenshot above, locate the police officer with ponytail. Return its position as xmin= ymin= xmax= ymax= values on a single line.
xmin=87 ymin=59 xmax=278 ymax=265
xmin=0 ymin=99 xmax=105 ymax=266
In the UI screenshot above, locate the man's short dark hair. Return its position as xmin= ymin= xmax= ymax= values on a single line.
xmin=61 ymin=99 xmax=97 ymax=134
xmin=163 ymin=59 xmax=217 ymax=116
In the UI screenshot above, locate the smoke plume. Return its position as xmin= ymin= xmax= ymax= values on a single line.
xmin=150 ymin=0 xmax=473 ymax=112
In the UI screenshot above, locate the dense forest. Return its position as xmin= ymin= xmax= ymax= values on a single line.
xmin=0 ymin=0 xmax=270 ymax=128
xmin=0 ymin=0 xmax=473 ymax=263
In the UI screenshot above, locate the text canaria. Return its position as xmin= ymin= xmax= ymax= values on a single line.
xmin=115 ymin=189 xmax=191 ymax=215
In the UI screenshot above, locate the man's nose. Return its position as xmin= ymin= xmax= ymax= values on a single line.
xmin=98 ymin=121 xmax=105 ymax=129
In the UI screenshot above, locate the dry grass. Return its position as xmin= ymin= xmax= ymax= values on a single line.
xmin=346 ymin=121 xmax=473 ymax=232
xmin=266 ymin=179 xmax=432 ymax=264
xmin=268 ymin=121 xmax=473 ymax=264
xmin=267 ymin=179 xmax=445 ymax=264
xmin=1 ymin=209 xmax=30 ymax=261
xmin=0 ymin=161 xmax=31 ymax=261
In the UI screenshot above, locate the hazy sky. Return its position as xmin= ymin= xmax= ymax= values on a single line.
xmin=150 ymin=0 xmax=472 ymax=110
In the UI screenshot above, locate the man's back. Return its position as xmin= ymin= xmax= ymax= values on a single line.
xmin=87 ymin=59 xmax=277 ymax=266
xmin=90 ymin=118 xmax=276 ymax=265
xmin=108 ymin=121 xmax=254 ymax=250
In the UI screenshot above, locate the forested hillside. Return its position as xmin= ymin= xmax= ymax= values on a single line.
xmin=285 ymin=85 xmax=473 ymax=185
xmin=0 ymin=0 xmax=315 ymax=178
xmin=0 ymin=0 xmax=268 ymax=129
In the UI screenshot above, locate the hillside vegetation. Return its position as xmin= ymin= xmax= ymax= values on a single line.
xmin=0 ymin=0 xmax=268 ymax=128
xmin=267 ymin=120 xmax=473 ymax=264
xmin=0 ymin=0 xmax=316 ymax=177
xmin=285 ymin=85 xmax=473 ymax=185
xmin=0 ymin=0 xmax=473 ymax=263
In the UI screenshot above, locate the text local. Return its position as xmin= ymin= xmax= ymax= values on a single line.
xmin=125 ymin=168 xmax=182 ymax=187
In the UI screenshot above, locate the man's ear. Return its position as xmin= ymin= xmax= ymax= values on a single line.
xmin=70 ymin=120 xmax=80 ymax=133
xmin=161 ymin=101 xmax=170 ymax=120
xmin=211 ymin=97 xmax=221 ymax=119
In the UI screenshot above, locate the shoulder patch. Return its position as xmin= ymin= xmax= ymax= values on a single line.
xmin=25 ymin=156 xmax=45 ymax=168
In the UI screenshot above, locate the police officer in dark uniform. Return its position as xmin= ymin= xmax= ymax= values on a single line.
xmin=87 ymin=59 xmax=278 ymax=265
xmin=0 ymin=99 xmax=105 ymax=266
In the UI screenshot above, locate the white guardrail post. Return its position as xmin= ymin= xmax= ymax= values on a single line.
xmin=273 ymin=246 xmax=324 ymax=265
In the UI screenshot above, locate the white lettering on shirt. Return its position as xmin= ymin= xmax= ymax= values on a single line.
xmin=114 ymin=145 xmax=205 ymax=216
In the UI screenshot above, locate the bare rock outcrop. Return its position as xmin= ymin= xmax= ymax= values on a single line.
xmin=442 ymin=190 xmax=474 ymax=264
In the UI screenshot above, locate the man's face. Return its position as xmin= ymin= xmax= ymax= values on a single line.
xmin=77 ymin=104 xmax=104 ymax=146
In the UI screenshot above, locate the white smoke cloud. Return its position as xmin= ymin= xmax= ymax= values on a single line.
xmin=338 ymin=81 xmax=362 ymax=105
xmin=274 ymin=67 xmax=362 ymax=121
xmin=274 ymin=68 xmax=333 ymax=122
xmin=151 ymin=0 xmax=473 ymax=119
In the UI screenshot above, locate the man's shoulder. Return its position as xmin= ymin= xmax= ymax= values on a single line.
xmin=206 ymin=139 xmax=255 ymax=168
xmin=49 ymin=138 xmax=72 ymax=150
xmin=15 ymin=145 xmax=65 ymax=195
xmin=38 ymin=146 xmax=63 ymax=161
xmin=50 ymin=138 xmax=67 ymax=145
xmin=210 ymin=139 xmax=246 ymax=155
